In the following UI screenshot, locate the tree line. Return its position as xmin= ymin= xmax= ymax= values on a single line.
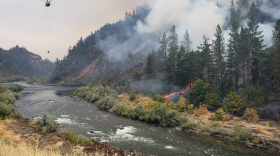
xmin=145 ymin=1 xmax=280 ymax=98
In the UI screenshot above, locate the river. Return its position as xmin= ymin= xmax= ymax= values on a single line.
xmin=13 ymin=82 xmax=277 ymax=156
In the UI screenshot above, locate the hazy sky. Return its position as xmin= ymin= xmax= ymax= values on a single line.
xmin=0 ymin=0 xmax=150 ymax=61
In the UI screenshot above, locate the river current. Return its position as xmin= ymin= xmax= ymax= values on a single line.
xmin=13 ymin=82 xmax=277 ymax=156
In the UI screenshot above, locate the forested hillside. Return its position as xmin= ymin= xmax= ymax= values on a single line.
xmin=50 ymin=0 xmax=280 ymax=103
xmin=49 ymin=2 xmax=156 ymax=86
xmin=0 ymin=45 xmax=55 ymax=81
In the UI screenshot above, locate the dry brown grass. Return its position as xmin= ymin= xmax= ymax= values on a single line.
xmin=118 ymin=93 xmax=152 ymax=108
xmin=0 ymin=137 xmax=118 ymax=156
xmin=194 ymin=104 xmax=209 ymax=117
xmin=256 ymin=125 xmax=263 ymax=133
xmin=0 ymin=137 xmax=70 ymax=156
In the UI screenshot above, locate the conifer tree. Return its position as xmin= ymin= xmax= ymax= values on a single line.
xmin=167 ymin=25 xmax=179 ymax=83
xmin=158 ymin=33 xmax=168 ymax=73
xmin=227 ymin=21 xmax=240 ymax=90
xmin=247 ymin=2 xmax=265 ymax=86
xmin=182 ymin=30 xmax=192 ymax=52
xmin=273 ymin=19 xmax=280 ymax=92
xmin=145 ymin=53 xmax=153 ymax=77
xmin=239 ymin=27 xmax=250 ymax=87
xmin=212 ymin=24 xmax=226 ymax=84
xmin=198 ymin=36 xmax=214 ymax=84
xmin=229 ymin=0 xmax=236 ymax=27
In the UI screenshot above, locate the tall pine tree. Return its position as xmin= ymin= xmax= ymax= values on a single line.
xmin=182 ymin=30 xmax=192 ymax=52
xmin=273 ymin=19 xmax=280 ymax=92
xmin=157 ymin=33 xmax=168 ymax=73
xmin=212 ymin=24 xmax=226 ymax=84
xmin=198 ymin=36 xmax=214 ymax=84
xmin=247 ymin=2 xmax=265 ymax=86
xmin=227 ymin=21 xmax=241 ymax=91
xmin=167 ymin=25 xmax=179 ymax=83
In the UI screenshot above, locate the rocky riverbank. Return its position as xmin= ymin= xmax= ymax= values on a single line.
xmin=0 ymin=118 xmax=147 ymax=156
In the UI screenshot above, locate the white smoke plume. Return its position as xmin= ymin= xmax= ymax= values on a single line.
xmin=136 ymin=0 xmax=277 ymax=49
xmin=136 ymin=0 xmax=229 ymax=50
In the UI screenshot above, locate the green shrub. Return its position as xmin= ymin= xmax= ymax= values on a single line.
xmin=2 ymin=90 xmax=18 ymax=103
xmin=239 ymin=87 xmax=267 ymax=104
xmin=188 ymin=79 xmax=211 ymax=104
xmin=129 ymin=92 xmax=136 ymax=101
xmin=130 ymin=106 xmax=145 ymax=120
xmin=200 ymin=125 xmax=209 ymax=132
xmin=42 ymin=113 xmax=57 ymax=133
xmin=179 ymin=116 xmax=189 ymax=125
xmin=65 ymin=131 xmax=76 ymax=144
xmin=96 ymin=96 xmax=118 ymax=110
xmin=96 ymin=85 xmax=118 ymax=98
xmin=153 ymin=94 xmax=165 ymax=103
xmin=252 ymin=139 xmax=259 ymax=144
xmin=223 ymin=92 xmax=245 ymax=113
xmin=30 ymin=119 xmax=42 ymax=127
xmin=163 ymin=110 xmax=180 ymax=127
xmin=177 ymin=96 xmax=188 ymax=112
xmin=9 ymin=107 xmax=22 ymax=119
xmin=0 ymin=105 xmax=10 ymax=120
xmin=132 ymin=70 xmax=141 ymax=80
xmin=204 ymin=93 xmax=221 ymax=109
xmin=212 ymin=121 xmax=223 ymax=127
xmin=232 ymin=125 xmax=252 ymax=140
xmin=113 ymin=104 xmax=129 ymax=116
xmin=0 ymin=93 xmax=5 ymax=102
xmin=76 ymin=134 xmax=92 ymax=146
xmin=185 ymin=121 xmax=195 ymax=129
xmin=74 ymin=87 xmax=87 ymax=98
xmin=7 ymin=83 xmax=24 ymax=92
xmin=214 ymin=108 xmax=228 ymax=121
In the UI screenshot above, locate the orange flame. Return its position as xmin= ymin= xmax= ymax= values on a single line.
xmin=163 ymin=83 xmax=193 ymax=99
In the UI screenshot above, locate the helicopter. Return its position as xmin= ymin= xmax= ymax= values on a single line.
xmin=45 ymin=0 xmax=51 ymax=7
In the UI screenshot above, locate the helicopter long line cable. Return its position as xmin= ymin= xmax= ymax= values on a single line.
xmin=47 ymin=7 xmax=49 ymax=53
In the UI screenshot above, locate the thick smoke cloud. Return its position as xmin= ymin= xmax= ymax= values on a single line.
xmin=136 ymin=0 xmax=229 ymax=50
xmin=136 ymin=0 xmax=278 ymax=49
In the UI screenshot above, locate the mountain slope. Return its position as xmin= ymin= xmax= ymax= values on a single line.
xmin=0 ymin=46 xmax=55 ymax=78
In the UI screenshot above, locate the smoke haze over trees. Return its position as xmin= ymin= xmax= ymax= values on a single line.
xmin=50 ymin=0 xmax=280 ymax=101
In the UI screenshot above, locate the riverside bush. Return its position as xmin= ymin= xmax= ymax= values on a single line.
xmin=129 ymin=92 xmax=136 ymax=101
xmin=243 ymin=108 xmax=260 ymax=123
xmin=177 ymin=96 xmax=187 ymax=112
xmin=211 ymin=121 xmax=223 ymax=127
xmin=76 ymin=134 xmax=92 ymax=146
xmin=113 ymin=104 xmax=180 ymax=127
xmin=204 ymin=93 xmax=221 ymax=109
xmin=252 ymin=139 xmax=259 ymax=144
xmin=214 ymin=108 xmax=228 ymax=121
xmin=182 ymin=121 xmax=194 ymax=129
xmin=0 ymin=93 xmax=4 ymax=102
xmin=194 ymin=104 xmax=209 ymax=116
xmin=188 ymin=79 xmax=211 ymax=104
xmin=96 ymin=96 xmax=118 ymax=110
xmin=232 ymin=125 xmax=252 ymax=140
xmin=42 ymin=113 xmax=57 ymax=133
xmin=153 ymin=94 xmax=165 ymax=103
xmin=9 ymin=107 xmax=22 ymax=119
xmin=223 ymin=92 xmax=245 ymax=113
xmin=2 ymin=90 xmax=19 ymax=103
xmin=0 ymin=105 xmax=10 ymax=120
